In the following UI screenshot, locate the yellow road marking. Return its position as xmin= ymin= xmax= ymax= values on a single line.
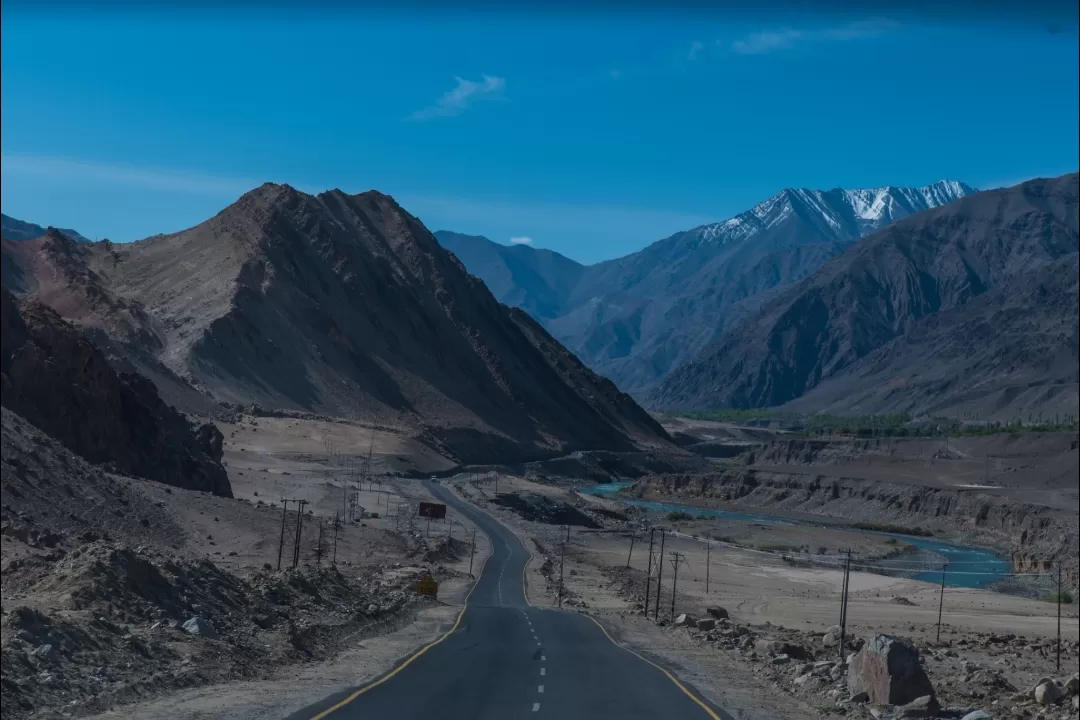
xmin=584 ymin=615 xmax=723 ymax=720
xmin=309 ymin=549 xmax=492 ymax=719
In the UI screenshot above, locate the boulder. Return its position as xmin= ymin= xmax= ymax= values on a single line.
xmin=823 ymin=631 xmax=840 ymax=647
xmin=754 ymin=638 xmax=811 ymax=660
xmin=959 ymin=711 xmax=992 ymax=720
xmin=772 ymin=654 xmax=790 ymax=664
xmin=696 ymin=618 xmax=716 ymax=631
xmin=847 ymin=635 xmax=935 ymax=707
xmin=674 ymin=613 xmax=694 ymax=627
xmin=706 ymin=607 xmax=729 ymax=619
xmin=1065 ymin=673 xmax=1079 ymax=695
xmin=181 ymin=615 xmax=218 ymax=639
xmin=896 ymin=695 xmax=940 ymax=718
xmin=1033 ymin=679 xmax=1063 ymax=705
xmin=849 ymin=691 xmax=869 ymax=703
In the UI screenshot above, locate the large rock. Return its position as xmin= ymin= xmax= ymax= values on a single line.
xmin=1033 ymin=679 xmax=1063 ymax=705
xmin=706 ymin=607 xmax=729 ymax=619
xmin=847 ymin=635 xmax=935 ymax=707
xmin=181 ymin=615 xmax=218 ymax=639
xmin=696 ymin=618 xmax=716 ymax=631
xmin=896 ymin=695 xmax=940 ymax=718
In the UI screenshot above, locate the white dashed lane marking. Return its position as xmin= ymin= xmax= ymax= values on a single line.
xmin=540 ymin=667 xmax=546 ymax=676
xmin=538 ymin=685 xmax=545 ymax=693
xmin=532 ymin=702 xmax=540 ymax=712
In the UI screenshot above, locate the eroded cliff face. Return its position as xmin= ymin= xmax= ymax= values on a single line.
xmin=0 ymin=289 xmax=231 ymax=497
xmin=631 ymin=470 xmax=1078 ymax=584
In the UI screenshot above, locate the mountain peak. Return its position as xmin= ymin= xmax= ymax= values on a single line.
xmin=694 ymin=179 xmax=976 ymax=247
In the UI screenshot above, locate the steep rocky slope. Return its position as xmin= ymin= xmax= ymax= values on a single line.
xmin=0 ymin=288 xmax=231 ymax=496
xmin=2 ymin=186 xmax=671 ymax=463
xmin=651 ymin=174 xmax=1079 ymax=419
xmin=435 ymin=230 xmax=585 ymax=321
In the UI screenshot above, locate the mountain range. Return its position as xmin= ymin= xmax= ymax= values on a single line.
xmin=2 ymin=212 xmax=91 ymax=244
xmin=437 ymin=180 xmax=977 ymax=397
xmin=650 ymin=174 xmax=1079 ymax=418
xmin=0 ymin=186 xmax=671 ymax=464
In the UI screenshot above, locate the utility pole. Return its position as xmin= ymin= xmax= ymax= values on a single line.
xmin=644 ymin=528 xmax=655 ymax=615
xmin=705 ymin=541 xmax=711 ymax=594
xmin=936 ymin=561 xmax=949 ymax=642
xmin=293 ymin=500 xmax=306 ymax=569
xmin=315 ymin=519 xmax=325 ymax=567
xmin=1056 ymin=562 xmax=1063 ymax=673
xmin=469 ymin=529 xmax=477 ymax=577
xmin=558 ymin=531 xmax=567 ymax=608
xmin=669 ymin=552 xmax=682 ymax=620
xmin=332 ymin=511 xmax=340 ymax=565
xmin=276 ymin=499 xmax=289 ymax=571
xmin=839 ymin=549 xmax=851 ymax=660
xmin=655 ymin=529 xmax=666 ymax=622
xmin=626 ymin=531 xmax=636 ymax=569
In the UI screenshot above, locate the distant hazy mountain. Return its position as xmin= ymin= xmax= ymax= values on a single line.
xmin=438 ymin=180 xmax=976 ymax=396
xmin=435 ymin=231 xmax=585 ymax=321
xmin=650 ymin=174 xmax=1079 ymax=420
xmin=1 ymin=213 xmax=92 ymax=244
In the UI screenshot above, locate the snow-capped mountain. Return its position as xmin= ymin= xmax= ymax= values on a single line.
xmin=439 ymin=179 xmax=978 ymax=398
xmin=693 ymin=180 xmax=976 ymax=249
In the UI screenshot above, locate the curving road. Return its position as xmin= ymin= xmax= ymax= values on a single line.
xmin=288 ymin=479 xmax=729 ymax=720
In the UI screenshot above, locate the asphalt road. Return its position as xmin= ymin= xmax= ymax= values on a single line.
xmin=289 ymin=479 xmax=730 ymax=720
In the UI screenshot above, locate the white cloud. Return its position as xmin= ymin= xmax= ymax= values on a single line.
xmin=687 ymin=40 xmax=706 ymax=61
xmin=731 ymin=28 xmax=804 ymax=54
xmin=509 ymin=236 xmax=533 ymax=245
xmin=1 ymin=153 xmax=257 ymax=197
xmin=408 ymin=75 xmax=506 ymax=122
xmin=730 ymin=19 xmax=896 ymax=55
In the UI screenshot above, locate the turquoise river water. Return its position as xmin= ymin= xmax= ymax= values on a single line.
xmin=581 ymin=482 xmax=1011 ymax=589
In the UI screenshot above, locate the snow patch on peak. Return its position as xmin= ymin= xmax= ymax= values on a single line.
xmin=689 ymin=179 xmax=976 ymax=250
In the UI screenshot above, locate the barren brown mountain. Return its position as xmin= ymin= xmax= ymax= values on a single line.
xmin=0 ymin=288 xmax=230 ymax=496
xmin=1 ymin=186 xmax=670 ymax=463
xmin=650 ymin=174 xmax=1080 ymax=419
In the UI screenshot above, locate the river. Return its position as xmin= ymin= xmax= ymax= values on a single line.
xmin=581 ymin=482 xmax=1011 ymax=589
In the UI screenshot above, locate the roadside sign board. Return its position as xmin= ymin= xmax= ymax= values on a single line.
xmin=418 ymin=502 xmax=447 ymax=519
xmin=416 ymin=575 xmax=438 ymax=598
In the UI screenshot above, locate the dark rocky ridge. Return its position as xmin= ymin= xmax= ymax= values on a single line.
xmin=0 ymin=288 xmax=231 ymax=496
xmin=651 ymin=174 xmax=1080 ymax=419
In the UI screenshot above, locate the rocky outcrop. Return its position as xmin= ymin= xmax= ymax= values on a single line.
xmin=0 ymin=289 xmax=230 ymax=496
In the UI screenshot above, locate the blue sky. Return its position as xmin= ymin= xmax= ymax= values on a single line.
xmin=2 ymin=5 xmax=1077 ymax=264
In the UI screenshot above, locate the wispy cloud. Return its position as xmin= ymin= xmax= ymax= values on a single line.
xmin=408 ymin=75 xmax=506 ymax=122
xmin=1 ymin=153 xmax=257 ymax=197
xmin=686 ymin=40 xmax=706 ymax=61
xmin=730 ymin=19 xmax=896 ymax=55
xmin=730 ymin=28 xmax=805 ymax=55
xmin=509 ymin=235 xmax=533 ymax=245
